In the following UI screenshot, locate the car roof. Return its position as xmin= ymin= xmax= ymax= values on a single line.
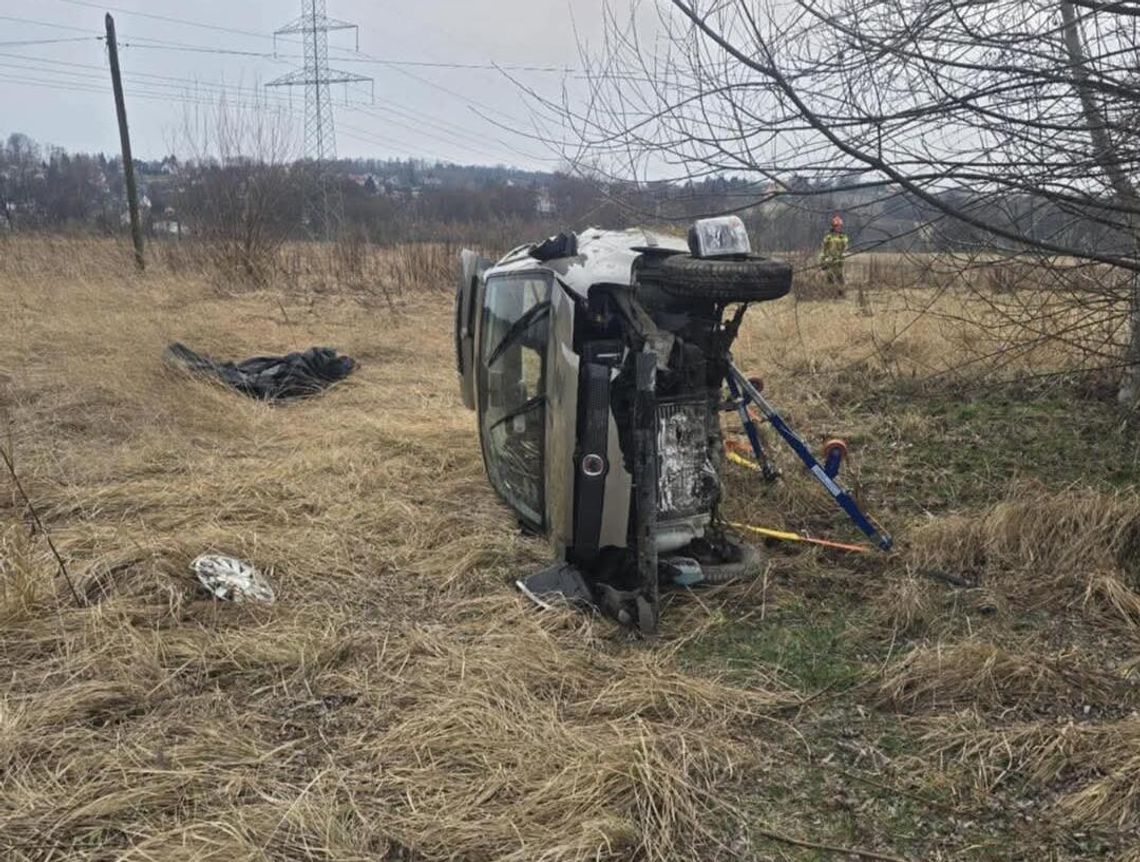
xmin=486 ymin=227 xmax=688 ymax=298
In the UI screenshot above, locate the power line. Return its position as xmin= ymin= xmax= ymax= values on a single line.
xmin=38 ymin=0 xmax=560 ymax=120
xmin=0 ymin=52 xmax=295 ymax=105
xmin=117 ymin=38 xmax=572 ymax=72
xmin=0 ymin=19 xmax=513 ymax=140
xmin=0 ymin=52 xmax=533 ymax=162
xmin=0 ymin=37 xmax=100 ymax=48
xmin=336 ymin=122 xmax=517 ymax=165
xmin=0 ymin=69 xmax=545 ymax=167
xmin=30 ymin=0 xmax=549 ymax=136
xmin=0 ymin=72 xmax=285 ymax=114
xmin=347 ymin=102 xmax=552 ymax=164
xmin=5 ymin=4 xmax=552 ymax=167
xmin=41 ymin=1 xmax=574 ymax=72
xmin=325 ymin=56 xmax=572 ymax=73
xmin=120 ymin=39 xmax=274 ymax=59
xmin=45 ymin=0 xmax=277 ymax=43
xmin=0 ymin=14 xmax=100 ymax=35
xmin=349 ymin=104 xmax=533 ymax=163
xmin=0 ymin=72 xmax=266 ymax=106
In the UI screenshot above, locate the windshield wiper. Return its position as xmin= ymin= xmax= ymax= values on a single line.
xmin=488 ymin=393 xmax=546 ymax=432
xmin=486 ymin=301 xmax=550 ymax=368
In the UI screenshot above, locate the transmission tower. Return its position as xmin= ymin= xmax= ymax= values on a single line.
xmin=267 ymin=0 xmax=372 ymax=162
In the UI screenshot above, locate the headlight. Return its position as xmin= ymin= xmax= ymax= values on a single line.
xmin=688 ymin=215 xmax=751 ymax=258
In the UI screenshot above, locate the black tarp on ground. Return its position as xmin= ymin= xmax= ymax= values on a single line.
xmin=164 ymin=343 xmax=357 ymax=400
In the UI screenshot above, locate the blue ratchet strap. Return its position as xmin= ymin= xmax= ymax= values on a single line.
xmin=729 ymin=364 xmax=893 ymax=552
xmin=725 ymin=373 xmax=779 ymax=481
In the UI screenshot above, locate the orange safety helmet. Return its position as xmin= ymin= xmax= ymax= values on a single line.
xmin=830 ymin=213 xmax=844 ymax=231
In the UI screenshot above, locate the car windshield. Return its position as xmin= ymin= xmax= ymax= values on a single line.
xmin=485 ymin=299 xmax=550 ymax=370
xmin=478 ymin=273 xmax=552 ymax=527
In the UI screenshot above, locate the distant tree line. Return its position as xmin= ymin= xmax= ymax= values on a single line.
xmin=0 ymin=133 xmax=124 ymax=232
xmin=1 ymin=129 xmax=1129 ymax=258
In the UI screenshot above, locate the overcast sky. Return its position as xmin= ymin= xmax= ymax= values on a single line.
xmin=0 ymin=0 xmax=627 ymax=170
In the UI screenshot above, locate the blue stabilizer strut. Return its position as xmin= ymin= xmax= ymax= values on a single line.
xmin=728 ymin=363 xmax=893 ymax=552
xmin=725 ymin=373 xmax=780 ymax=481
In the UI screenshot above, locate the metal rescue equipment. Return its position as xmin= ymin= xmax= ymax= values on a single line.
xmin=727 ymin=367 xmax=892 ymax=552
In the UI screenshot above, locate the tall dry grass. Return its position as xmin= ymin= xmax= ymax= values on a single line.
xmin=0 ymin=234 xmax=462 ymax=300
xmin=0 ymin=237 xmax=800 ymax=861
xmin=4 ymin=236 xmax=1140 ymax=859
xmin=928 ymin=711 xmax=1140 ymax=830
xmin=907 ymin=485 xmax=1140 ymax=623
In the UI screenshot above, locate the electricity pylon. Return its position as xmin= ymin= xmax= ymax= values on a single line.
xmin=268 ymin=1 xmax=371 ymax=238
xmin=267 ymin=0 xmax=371 ymax=162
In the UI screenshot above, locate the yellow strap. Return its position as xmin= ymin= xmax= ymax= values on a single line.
xmin=729 ymin=522 xmax=801 ymax=542
xmin=728 ymin=521 xmax=872 ymax=554
xmin=725 ymin=448 xmax=872 ymax=554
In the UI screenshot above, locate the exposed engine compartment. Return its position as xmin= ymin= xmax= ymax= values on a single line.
xmin=573 ymin=282 xmax=741 ymax=559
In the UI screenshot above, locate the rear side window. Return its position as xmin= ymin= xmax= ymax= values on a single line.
xmin=478 ymin=273 xmax=552 ymax=527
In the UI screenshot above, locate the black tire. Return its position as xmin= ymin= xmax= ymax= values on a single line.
xmin=700 ymin=539 xmax=763 ymax=585
xmin=682 ymin=535 xmax=765 ymax=585
xmin=645 ymin=254 xmax=793 ymax=303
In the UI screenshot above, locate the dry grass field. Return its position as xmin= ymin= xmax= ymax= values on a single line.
xmin=2 ymin=237 xmax=1140 ymax=861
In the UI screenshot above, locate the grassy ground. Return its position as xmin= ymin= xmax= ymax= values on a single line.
xmin=2 ymin=238 xmax=1139 ymax=861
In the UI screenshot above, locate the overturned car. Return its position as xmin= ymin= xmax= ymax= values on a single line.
xmin=456 ymin=218 xmax=888 ymax=632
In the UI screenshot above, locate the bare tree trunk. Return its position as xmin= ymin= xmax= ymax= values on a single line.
xmin=1122 ymin=232 xmax=1140 ymax=411
xmin=1060 ymin=1 xmax=1140 ymax=409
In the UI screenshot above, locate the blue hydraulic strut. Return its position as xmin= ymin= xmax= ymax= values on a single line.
xmin=725 ymin=373 xmax=780 ymax=482
xmin=728 ymin=363 xmax=893 ymax=552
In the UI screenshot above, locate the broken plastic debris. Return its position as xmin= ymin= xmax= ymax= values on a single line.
xmin=192 ymin=554 xmax=275 ymax=603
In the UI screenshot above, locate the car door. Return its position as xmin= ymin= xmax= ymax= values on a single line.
xmin=455 ymin=249 xmax=490 ymax=410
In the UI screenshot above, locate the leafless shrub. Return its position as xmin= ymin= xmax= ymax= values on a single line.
xmin=387 ymin=242 xmax=455 ymax=293
xmin=174 ymin=96 xmax=300 ymax=288
xmin=538 ymin=0 xmax=1140 ymax=405
xmin=910 ymin=255 xmax=1132 ymax=381
xmin=863 ymin=255 xmax=931 ymax=292
xmin=332 ymin=226 xmax=369 ymax=285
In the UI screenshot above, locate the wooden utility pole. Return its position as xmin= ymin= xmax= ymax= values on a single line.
xmin=105 ymin=14 xmax=145 ymax=271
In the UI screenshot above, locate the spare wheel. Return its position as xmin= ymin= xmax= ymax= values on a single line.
xmin=646 ymin=254 xmax=792 ymax=302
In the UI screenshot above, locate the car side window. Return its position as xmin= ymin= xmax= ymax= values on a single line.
xmin=478 ymin=273 xmax=552 ymax=527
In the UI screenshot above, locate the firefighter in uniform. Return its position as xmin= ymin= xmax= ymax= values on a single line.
xmin=820 ymin=213 xmax=849 ymax=288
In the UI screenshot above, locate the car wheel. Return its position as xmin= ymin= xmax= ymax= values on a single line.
xmin=700 ymin=537 xmax=764 ymax=584
xmin=645 ymin=254 xmax=793 ymax=303
xmin=681 ymin=535 xmax=765 ymax=585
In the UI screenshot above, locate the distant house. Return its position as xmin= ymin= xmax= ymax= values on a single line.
xmin=348 ymin=174 xmax=381 ymax=195
xmin=120 ymin=194 xmax=152 ymax=227
xmin=535 ymin=187 xmax=556 ymax=215
xmin=153 ymin=207 xmax=184 ymax=237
